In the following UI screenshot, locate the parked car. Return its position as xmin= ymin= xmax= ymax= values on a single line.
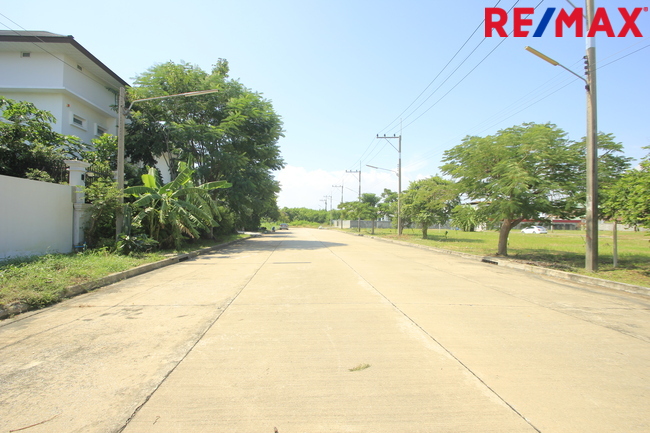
xmin=279 ymin=223 xmax=289 ymax=230
xmin=521 ymin=225 xmax=548 ymax=234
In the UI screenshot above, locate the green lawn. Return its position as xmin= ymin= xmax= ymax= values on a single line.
xmin=0 ymin=234 xmax=245 ymax=310
xmin=347 ymin=227 xmax=650 ymax=288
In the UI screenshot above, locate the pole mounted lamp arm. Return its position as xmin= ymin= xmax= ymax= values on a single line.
xmin=126 ymin=89 xmax=220 ymax=112
xmin=366 ymin=164 xmax=397 ymax=175
xmin=525 ymin=46 xmax=587 ymax=83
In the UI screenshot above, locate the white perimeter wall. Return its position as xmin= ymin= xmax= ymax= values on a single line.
xmin=0 ymin=175 xmax=74 ymax=259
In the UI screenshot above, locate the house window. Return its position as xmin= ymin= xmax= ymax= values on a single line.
xmin=96 ymin=125 xmax=107 ymax=136
xmin=71 ymin=114 xmax=86 ymax=130
xmin=21 ymin=52 xmax=31 ymax=58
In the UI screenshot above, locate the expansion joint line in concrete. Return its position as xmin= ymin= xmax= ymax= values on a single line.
xmin=325 ymin=246 xmax=543 ymax=433
xmin=116 ymin=242 xmax=281 ymax=433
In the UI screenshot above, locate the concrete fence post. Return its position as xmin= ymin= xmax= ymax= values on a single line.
xmin=65 ymin=160 xmax=91 ymax=248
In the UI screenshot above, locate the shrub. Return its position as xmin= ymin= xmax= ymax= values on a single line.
xmin=116 ymin=234 xmax=159 ymax=255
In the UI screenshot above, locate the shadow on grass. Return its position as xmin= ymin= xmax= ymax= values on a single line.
xmin=428 ymin=236 xmax=487 ymax=244
xmin=509 ymin=250 xmax=584 ymax=271
xmin=376 ymin=231 xmax=489 ymax=244
xmin=509 ymin=250 xmax=650 ymax=278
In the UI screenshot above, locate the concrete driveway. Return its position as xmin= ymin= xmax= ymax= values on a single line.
xmin=1 ymin=228 xmax=648 ymax=432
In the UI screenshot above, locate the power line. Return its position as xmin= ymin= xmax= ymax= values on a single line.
xmin=597 ymin=42 xmax=650 ymax=70
xmin=400 ymin=0 xmax=542 ymax=131
xmin=349 ymin=1 xmax=518 ymax=173
xmin=401 ymin=40 xmax=649 ymax=174
xmin=350 ymin=0 xmax=534 ymax=175
xmin=377 ymin=0 xmax=506 ymax=136
xmin=352 ymin=1 xmax=513 ymax=171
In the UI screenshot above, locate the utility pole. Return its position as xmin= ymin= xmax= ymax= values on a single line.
xmin=585 ymin=0 xmax=599 ymax=272
xmin=525 ymin=0 xmax=599 ymax=272
xmin=346 ymin=168 xmax=361 ymax=232
xmin=376 ymin=134 xmax=402 ymax=235
xmin=324 ymin=195 xmax=332 ymax=225
xmin=116 ymin=86 xmax=126 ymax=238
xmin=332 ymin=184 xmax=343 ymax=229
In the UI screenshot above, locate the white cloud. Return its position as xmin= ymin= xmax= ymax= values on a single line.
xmin=275 ymin=166 xmax=345 ymax=209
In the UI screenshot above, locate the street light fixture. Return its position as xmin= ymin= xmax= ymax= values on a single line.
xmin=525 ymin=16 xmax=599 ymax=272
xmin=116 ymin=87 xmax=219 ymax=235
xmin=366 ymin=164 xmax=397 ymax=174
xmin=524 ymin=46 xmax=587 ymax=83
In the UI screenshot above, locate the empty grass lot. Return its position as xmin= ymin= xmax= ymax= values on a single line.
xmin=348 ymin=228 xmax=650 ymax=288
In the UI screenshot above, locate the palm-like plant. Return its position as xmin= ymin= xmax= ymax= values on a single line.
xmin=124 ymin=162 xmax=231 ymax=249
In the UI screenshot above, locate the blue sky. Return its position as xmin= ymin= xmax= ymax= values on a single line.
xmin=3 ymin=0 xmax=649 ymax=209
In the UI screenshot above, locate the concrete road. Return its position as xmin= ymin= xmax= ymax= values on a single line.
xmin=1 ymin=228 xmax=648 ymax=432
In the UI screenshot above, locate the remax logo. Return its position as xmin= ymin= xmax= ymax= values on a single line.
xmin=485 ymin=7 xmax=647 ymax=37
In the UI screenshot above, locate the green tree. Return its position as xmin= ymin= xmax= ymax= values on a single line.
xmin=0 ymin=97 xmax=80 ymax=182
xmin=125 ymin=162 xmax=231 ymax=249
xmin=82 ymin=133 xmax=144 ymax=188
xmin=441 ymin=123 xmax=581 ymax=256
xmin=379 ymin=189 xmax=397 ymax=218
xmin=573 ymin=132 xmax=633 ymax=215
xmin=451 ymin=204 xmax=486 ymax=232
xmin=126 ymin=60 xmax=284 ymax=230
xmin=338 ymin=201 xmax=364 ymax=231
xmin=361 ymin=193 xmax=382 ymax=234
xmin=401 ymin=176 xmax=459 ymax=239
xmin=602 ymin=148 xmax=650 ymax=229
xmin=280 ymin=207 xmax=331 ymax=224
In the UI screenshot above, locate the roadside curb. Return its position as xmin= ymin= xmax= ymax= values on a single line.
xmin=0 ymin=235 xmax=255 ymax=321
xmin=346 ymin=232 xmax=650 ymax=298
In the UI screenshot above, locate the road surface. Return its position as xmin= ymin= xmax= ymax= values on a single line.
xmin=1 ymin=228 xmax=648 ymax=432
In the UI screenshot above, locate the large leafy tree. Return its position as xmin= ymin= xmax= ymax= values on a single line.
xmin=441 ymin=123 xmax=581 ymax=256
xmin=401 ymin=176 xmax=459 ymax=239
xmin=126 ymin=60 xmax=284 ymax=231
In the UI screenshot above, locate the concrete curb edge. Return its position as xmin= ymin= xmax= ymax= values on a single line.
xmin=0 ymin=236 xmax=255 ymax=321
xmin=346 ymin=231 xmax=650 ymax=298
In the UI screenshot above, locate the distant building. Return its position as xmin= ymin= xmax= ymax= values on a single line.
xmin=0 ymin=31 xmax=128 ymax=145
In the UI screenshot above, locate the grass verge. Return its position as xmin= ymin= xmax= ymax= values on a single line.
xmin=345 ymin=228 xmax=650 ymax=288
xmin=0 ymin=233 xmax=245 ymax=310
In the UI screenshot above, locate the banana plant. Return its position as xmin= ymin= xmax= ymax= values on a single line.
xmin=124 ymin=162 xmax=231 ymax=249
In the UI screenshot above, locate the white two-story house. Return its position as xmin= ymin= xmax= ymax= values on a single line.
xmin=0 ymin=31 xmax=128 ymax=145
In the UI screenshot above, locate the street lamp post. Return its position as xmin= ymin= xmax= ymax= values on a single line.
xmin=525 ymin=28 xmax=599 ymax=271
xmin=116 ymin=88 xmax=219 ymax=236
